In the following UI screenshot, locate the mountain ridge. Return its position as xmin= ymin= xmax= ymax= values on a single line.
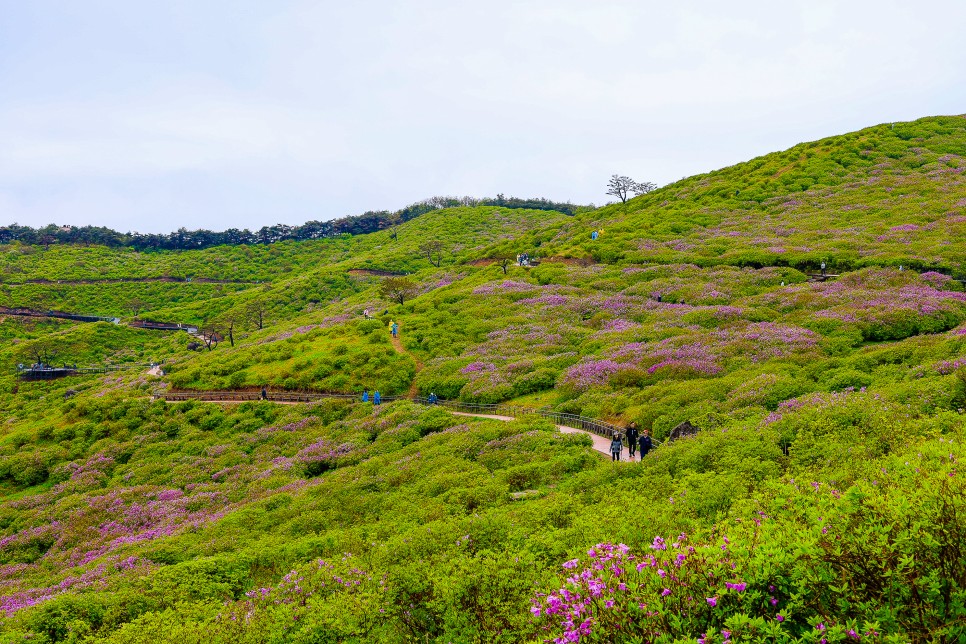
xmin=1 ymin=114 xmax=965 ymax=642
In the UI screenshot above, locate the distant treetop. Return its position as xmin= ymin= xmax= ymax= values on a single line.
xmin=0 ymin=195 xmax=589 ymax=252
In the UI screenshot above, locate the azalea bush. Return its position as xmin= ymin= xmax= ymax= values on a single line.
xmin=534 ymin=442 xmax=966 ymax=643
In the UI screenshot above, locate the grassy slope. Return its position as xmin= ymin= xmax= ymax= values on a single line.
xmin=548 ymin=114 xmax=966 ymax=271
xmin=0 ymin=116 xmax=965 ymax=641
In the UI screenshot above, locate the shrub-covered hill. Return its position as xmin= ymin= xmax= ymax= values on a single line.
xmin=1 ymin=367 xmax=965 ymax=642
xmin=0 ymin=205 xmax=568 ymax=287
xmin=165 ymin=262 xmax=966 ymax=445
xmin=0 ymin=205 xmax=569 ymax=325
xmin=539 ymin=115 xmax=966 ymax=272
xmin=3 ymin=115 xmax=966 ymax=642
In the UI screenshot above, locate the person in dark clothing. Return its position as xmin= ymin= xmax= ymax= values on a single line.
xmin=610 ymin=432 xmax=623 ymax=461
xmin=638 ymin=431 xmax=653 ymax=459
xmin=625 ymin=422 xmax=639 ymax=458
xmin=260 ymin=387 xmax=268 ymax=401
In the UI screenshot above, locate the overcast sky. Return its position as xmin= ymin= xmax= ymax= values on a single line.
xmin=1 ymin=1 xmax=964 ymax=233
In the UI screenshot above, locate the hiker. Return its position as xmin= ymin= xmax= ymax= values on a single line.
xmin=625 ymin=422 xmax=639 ymax=458
xmin=374 ymin=390 xmax=381 ymax=405
xmin=260 ymin=387 xmax=268 ymax=401
xmin=610 ymin=432 xmax=623 ymax=462
xmin=820 ymin=261 xmax=826 ymax=276
xmin=656 ymin=294 xmax=662 ymax=303
xmin=638 ymin=430 xmax=653 ymax=459
xmin=363 ymin=308 xmax=370 ymax=319
xmin=391 ymin=322 xmax=399 ymax=338
xmin=362 ymin=389 xmax=369 ymax=402
xmin=591 ymin=230 xmax=599 ymax=241
xmin=428 ymin=392 xmax=438 ymax=404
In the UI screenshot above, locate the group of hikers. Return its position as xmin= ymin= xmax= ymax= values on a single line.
xmin=609 ymin=421 xmax=653 ymax=461
xmin=360 ymin=308 xmax=399 ymax=341
xmin=359 ymin=390 xmax=438 ymax=405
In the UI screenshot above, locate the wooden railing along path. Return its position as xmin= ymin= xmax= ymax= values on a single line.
xmin=16 ymin=363 xmax=154 ymax=381
xmin=0 ymin=307 xmax=118 ymax=324
xmin=163 ymin=390 xmax=627 ymax=440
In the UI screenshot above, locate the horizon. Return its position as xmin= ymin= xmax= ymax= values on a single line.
xmin=1 ymin=1 xmax=965 ymax=233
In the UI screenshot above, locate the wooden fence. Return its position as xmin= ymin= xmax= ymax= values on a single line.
xmin=16 ymin=363 xmax=150 ymax=381
xmin=161 ymin=390 xmax=626 ymax=438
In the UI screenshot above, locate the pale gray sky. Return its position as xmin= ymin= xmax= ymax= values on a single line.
xmin=1 ymin=1 xmax=964 ymax=233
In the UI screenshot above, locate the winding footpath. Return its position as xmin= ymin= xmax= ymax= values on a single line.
xmin=161 ymin=395 xmax=635 ymax=461
xmin=449 ymin=411 xmax=637 ymax=460
xmin=162 ymin=329 xmax=642 ymax=460
xmin=389 ymin=330 xmax=423 ymax=399
xmin=385 ymin=330 xmax=638 ymax=459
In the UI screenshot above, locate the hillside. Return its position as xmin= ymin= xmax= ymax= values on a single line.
xmin=1 ymin=116 xmax=966 ymax=642
xmin=546 ymin=115 xmax=966 ymax=271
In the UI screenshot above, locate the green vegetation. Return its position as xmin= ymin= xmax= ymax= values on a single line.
xmin=1 ymin=115 xmax=965 ymax=642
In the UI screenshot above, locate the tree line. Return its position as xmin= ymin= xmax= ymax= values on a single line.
xmin=0 ymin=195 xmax=587 ymax=251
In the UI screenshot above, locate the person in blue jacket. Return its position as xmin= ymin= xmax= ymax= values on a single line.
xmin=362 ymin=389 xmax=369 ymax=402
xmin=374 ymin=390 xmax=381 ymax=405
xmin=638 ymin=430 xmax=653 ymax=459
xmin=610 ymin=432 xmax=623 ymax=461
xmin=428 ymin=392 xmax=438 ymax=404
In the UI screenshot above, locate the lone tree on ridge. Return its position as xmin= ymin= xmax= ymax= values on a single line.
xmin=606 ymin=175 xmax=657 ymax=203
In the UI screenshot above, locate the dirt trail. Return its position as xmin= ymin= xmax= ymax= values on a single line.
xmin=451 ymin=411 xmax=634 ymax=460
xmin=13 ymin=277 xmax=263 ymax=286
xmin=347 ymin=269 xmax=406 ymax=277
xmin=389 ymin=329 xmax=423 ymax=398
xmin=164 ymin=401 xmax=626 ymax=460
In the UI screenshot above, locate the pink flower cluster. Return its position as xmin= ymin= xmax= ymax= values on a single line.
xmin=605 ymin=322 xmax=818 ymax=382
xmin=531 ymin=537 xmax=767 ymax=643
xmin=472 ymin=280 xmax=538 ymax=295
xmin=518 ymin=294 xmax=570 ymax=307
xmin=562 ymin=360 xmax=622 ymax=390
xmin=461 ymin=362 xmax=495 ymax=374
xmin=295 ymin=440 xmax=354 ymax=467
xmin=933 ymin=357 xmax=966 ymax=375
